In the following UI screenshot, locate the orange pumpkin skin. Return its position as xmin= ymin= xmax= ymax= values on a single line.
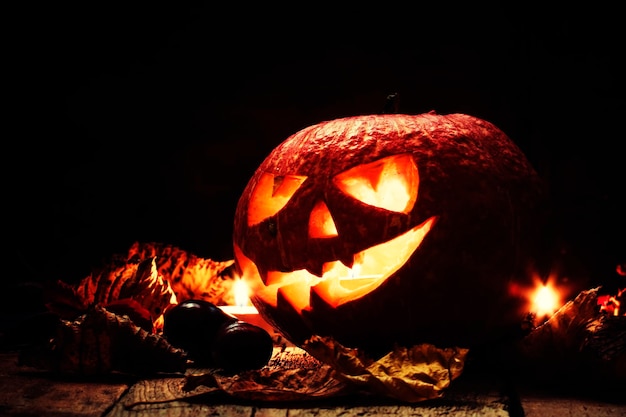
xmin=233 ymin=112 xmax=546 ymax=356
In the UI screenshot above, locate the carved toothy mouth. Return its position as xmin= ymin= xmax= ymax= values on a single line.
xmin=235 ymin=216 xmax=437 ymax=313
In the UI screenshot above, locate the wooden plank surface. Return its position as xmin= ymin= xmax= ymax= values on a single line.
xmin=0 ymin=351 xmax=130 ymax=417
xmin=3 ymin=348 xmax=625 ymax=417
xmin=103 ymin=345 xmax=511 ymax=417
xmin=104 ymin=369 xmax=511 ymax=417
xmin=520 ymin=395 xmax=626 ymax=417
xmin=0 ymin=347 xmax=511 ymax=417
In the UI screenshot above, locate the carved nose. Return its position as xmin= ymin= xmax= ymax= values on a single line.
xmin=308 ymin=200 xmax=338 ymax=238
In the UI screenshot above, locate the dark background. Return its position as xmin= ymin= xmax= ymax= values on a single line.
xmin=6 ymin=4 xmax=624 ymax=289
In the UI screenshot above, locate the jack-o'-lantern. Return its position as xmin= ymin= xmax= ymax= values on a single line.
xmin=233 ymin=112 xmax=546 ymax=356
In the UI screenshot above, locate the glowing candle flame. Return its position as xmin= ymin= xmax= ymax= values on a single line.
xmin=531 ymin=282 xmax=560 ymax=319
xmin=233 ymin=278 xmax=251 ymax=307
xmin=510 ymin=267 xmax=568 ymax=325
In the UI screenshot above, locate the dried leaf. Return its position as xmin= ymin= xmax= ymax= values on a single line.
xmin=215 ymin=367 xmax=349 ymax=401
xmin=44 ymin=279 xmax=89 ymax=319
xmin=519 ymin=287 xmax=601 ymax=358
xmin=584 ymin=315 xmax=626 ymax=366
xmin=19 ymin=305 xmax=188 ymax=376
xmin=127 ymin=242 xmax=236 ymax=306
xmin=518 ymin=287 xmax=626 ymax=382
xmin=121 ymin=347 xmax=350 ymax=409
xmin=45 ymin=242 xmax=236 ymax=332
xmin=47 ymin=256 xmax=178 ymax=331
xmin=303 ymin=335 xmax=469 ymax=403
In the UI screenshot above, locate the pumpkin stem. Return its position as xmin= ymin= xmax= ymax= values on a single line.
xmin=382 ymin=92 xmax=400 ymax=114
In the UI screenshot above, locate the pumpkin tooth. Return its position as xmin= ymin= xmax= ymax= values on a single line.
xmin=305 ymin=262 xmax=325 ymax=278
xmin=256 ymin=266 xmax=270 ymax=285
xmin=339 ymin=255 xmax=355 ymax=269
xmin=309 ymin=284 xmax=335 ymax=311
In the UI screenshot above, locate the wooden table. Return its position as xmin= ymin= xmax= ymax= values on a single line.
xmin=0 ymin=349 xmax=507 ymax=417
xmin=2 ymin=347 xmax=624 ymax=417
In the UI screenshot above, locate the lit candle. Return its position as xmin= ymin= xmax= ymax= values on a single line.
xmin=339 ymin=262 xmax=383 ymax=288
xmin=218 ymin=278 xmax=276 ymax=335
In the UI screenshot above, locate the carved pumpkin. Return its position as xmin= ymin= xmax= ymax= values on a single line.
xmin=233 ymin=112 xmax=545 ymax=356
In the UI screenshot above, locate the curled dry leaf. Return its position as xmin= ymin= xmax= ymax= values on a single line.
xmin=303 ymin=335 xmax=469 ymax=403
xmin=127 ymin=241 xmax=236 ymax=306
xmin=123 ymin=339 xmax=468 ymax=408
xmin=19 ymin=305 xmax=188 ymax=376
xmin=45 ymin=242 xmax=236 ymax=332
xmin=518 ymin=287 xmax=601 ymax=360
xmin=120 ymin=346 xmax=351 ymax=409
xmin=517 ymin=287 xmax=626 ymax=383
xmin=186 ymin=366 xmax=351 ymax=402
xmin=179 ymin=345 xmax=351 ymax=403
xmin=46 ymin=256 xmax=177 ymax=331
xmin=31 ymin=241 xmax=240 ymax=378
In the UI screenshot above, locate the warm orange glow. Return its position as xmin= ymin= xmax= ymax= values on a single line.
xmin=598 ymin=288 xmax=624 ymax=316
xmin=236 ymin=216 xmax=436 ymax=312
xmin=524 ymin=272 xmax=564 ymax=322
xmin=509 ymin=267 xmax=572 ymax=325
xmin=308 ymin=200 xmax=338 ymax=238
xmin=278 ymin=281 xmax=316 ymax=312
xmin=532 ymin=284 xmax=559 ymax=318
xmin=334 ymin=154 xmax=418 ymax=213
xmin=236 ymin=153 xmax=434 ymax=313
xmin=233 ymin=278 xmax=252 ymax=307
xmin=247 ymin=173 xmax=307 ymax=225
xmin=597 ymin=263 xmax=625 ymax=316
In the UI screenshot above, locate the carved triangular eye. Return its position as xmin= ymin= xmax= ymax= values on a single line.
xmin=333 ymin=154 xmax=418 ymax=213
xmin=248 ymin=172 xmax=307 ymax=226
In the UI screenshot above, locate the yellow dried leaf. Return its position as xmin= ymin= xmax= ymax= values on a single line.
xmin=303 ymin=335 xmax=469 ymax=403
